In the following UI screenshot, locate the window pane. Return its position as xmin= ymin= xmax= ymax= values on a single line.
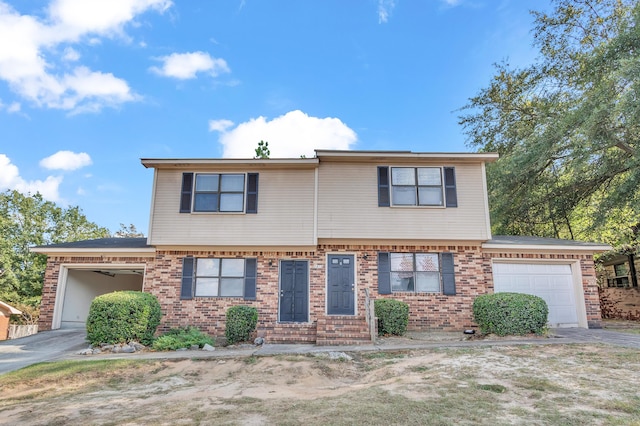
xmin=197 ymin=258 xmax=220 ymax=276
xmin=391 ymin=272 xmax=414 ymax=292
xmin=614 ymin=263 xmax=628 ymax=276
xmin=220 ymin=193 xmax=244 ymax=212
xmin=392 ymin=187 xmax=417 ymax=205
xmin=416 ymin=254 xmax=439 ymax=272
xmin=416 ymin=272 xmax=440 ymax=292
xmin=221 ymin=259 xmax=245 ymax=277
xmin=195 ymin=278 xmax=219 ymax=296
xmin=220 ymin=278 xmax=244 ymax=296
xmin=418 ymin=187 xmax=443 ymax=206
xmin=391 ymin=168 xmax=416 ymax=185
xmin=220 ymin=174 xmax=245 ymax=191
xmin=417 ymin=168 xmax=441 ymax=185
xmin=195 ymin=174 xmax=219 ymax=191
xmin=390 ymin=253 xmax=414 ymax=272
xmin=194 ymin=193 xmax=218 ymax=212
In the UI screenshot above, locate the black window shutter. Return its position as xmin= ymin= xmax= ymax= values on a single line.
xmin=378 ymin=252 xmax=391 ymax=294
xmin=180 ymin=173 xmax=194 ymax=213
xmin=246 ymin=173 xmax=259 ymax=214
xmin=244 ymin=258 xmax=257 ymax=300
xmin=444 ymin=167 xmax=457 ymax=208
xmin=441 ymin=253 xmax=456 ymax=295
xmin=378 ymin=166 xmax=390 ymax=207
xmin=180 ymin=257 xmax=195 ymax=300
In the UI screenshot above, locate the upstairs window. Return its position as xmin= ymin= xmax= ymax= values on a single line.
xmin=391 ymin=167 xmax=443 ymax=206
xmin=180 ymin=172 xmax=259 ymax=214
xmin=194 ymin=174 xmax=245 ymax=212
xmin=377 ymin=166 xmax=456 ymax=208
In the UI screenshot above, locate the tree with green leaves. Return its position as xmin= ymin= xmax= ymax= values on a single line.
xmin=0 ymin=190 xmax=109 ymax=309
xmin=459 ymin=0 xmax=640 ymax=246
xmin=254 ymin=140 xmax=270 ymax=159
xmin=113 ymin=223 xmax=145 ymax=238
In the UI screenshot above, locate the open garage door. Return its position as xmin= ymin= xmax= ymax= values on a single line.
xmin=58 ymin=268 xmax=144 ymax=329
xmin=492 ymin=262 xmax=584 ymax=328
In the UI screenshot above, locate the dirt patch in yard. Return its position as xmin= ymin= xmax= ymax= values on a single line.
xmin=1 ymin=343 xmax=639 ymax=425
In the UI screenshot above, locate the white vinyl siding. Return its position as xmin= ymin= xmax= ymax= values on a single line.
xmin=150 ymin=168 xmax=316 ymax=246
xmin=317 ymin=162 xmax=491 ymax=241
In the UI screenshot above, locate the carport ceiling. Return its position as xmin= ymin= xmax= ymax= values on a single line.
xmin=92 ymin=269 xmax=144 ymax=277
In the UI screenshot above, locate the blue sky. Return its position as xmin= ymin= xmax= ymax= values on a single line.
xmin=0 ymin=0 xmax=549 ymax=235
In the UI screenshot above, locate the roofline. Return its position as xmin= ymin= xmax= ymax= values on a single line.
xmin=30 ymin=247 xmax=157 ymax=256
xmin=482 ymin=242 xmax=612 ymax=252
xmin=0 ymin=301 xmax=22 ymax=315
xmin=314 ymin=150 xmax=499 ymax=163
xmin=141 ymin=158 xmax=319 ymax=169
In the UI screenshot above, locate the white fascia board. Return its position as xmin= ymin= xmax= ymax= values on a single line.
xmin=482 ymin=243 xmax=612 ymax=252
xmin=30 ymin=247 xmax=156 ymax=256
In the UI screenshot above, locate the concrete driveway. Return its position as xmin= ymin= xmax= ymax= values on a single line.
xmin=0 ymin=329 xmax=88 ymax=375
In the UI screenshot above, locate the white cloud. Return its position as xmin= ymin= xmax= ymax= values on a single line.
xmin=62 ymin=47 xmax=80 ymax=61
xmin=40 ymin=150 xmax=92 ymax=170
xmin=213 ymin=110 xmax=357 ymax=158
xmin=47 ymin=0 xmax=172 ymax=39
xmin=6 ymin=101 xmax=20 ymax=113
xmin=0 ymin=0 xmax=172 ymax=113
xmin=0 ymin=153 xmax=62 ymax=201
xmin=208 ymin=118 xmax=234 ymax=132
xmin=150 ymin=51 xmax=230 ymax=80
xmin=442 ymin=0 xmax=462 ymax=6
xmin=378 ymin=0 xmax=396 ymax=23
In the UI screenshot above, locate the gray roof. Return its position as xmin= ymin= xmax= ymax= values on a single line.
xmin=33 ymin=238 xmax=150 ymax=249
xmin=486 ymin=235 xmax=609 ymax=248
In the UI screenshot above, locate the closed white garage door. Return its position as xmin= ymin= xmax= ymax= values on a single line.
xmin=492 ymin=262 xmax=579 ymax=328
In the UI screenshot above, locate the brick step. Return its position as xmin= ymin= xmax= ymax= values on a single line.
xmin=316 ymin=315 xmax=372 ymax=345
xmin=262 ymin=323 xmax=317 ymax=344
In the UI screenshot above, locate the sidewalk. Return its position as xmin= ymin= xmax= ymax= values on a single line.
xmin=59 ymin=330 xmax=601 ymax=364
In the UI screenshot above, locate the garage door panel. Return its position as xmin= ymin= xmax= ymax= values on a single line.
xmin=493 ymin=262 xmax=579 ymax=327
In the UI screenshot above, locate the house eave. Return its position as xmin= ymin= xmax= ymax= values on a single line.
xmin=0 ymin=301 xmax=22 ymax=315
xmin=315 ymin=150 xmax=499 ymax=163
xmin=30 ymin=247 xmax=157 ymax=257
xmin=482 ymin=243 xmax=612 ymax=252
xmin=141 ymin=158 xmax=319 ymax=170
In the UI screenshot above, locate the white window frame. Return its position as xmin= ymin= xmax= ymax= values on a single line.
xmin=194 ymin=258 xmax=246 ymax=297
xmin=390 ymin=167 xmax=445 ymax=207
xmin=192 ymin=173 xmax=246 ymax=213
xmin=389 ymin=252 xmax=442 ymax=293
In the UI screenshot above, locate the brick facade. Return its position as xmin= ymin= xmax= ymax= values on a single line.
xmin=599 ymin=287 xmax=640 ymax=320
xmin=38 ymin=255 xmax=153 ymax=331
xmin=38 ymin=246 xmax=603 ymax=340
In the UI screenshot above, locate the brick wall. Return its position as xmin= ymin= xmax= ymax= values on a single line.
xmin=38 ymin=256 xmax=154 ymax=331
xmin=39 ymin=246 xmax=603 ymax=338
xmin=599 ymin=287 xmax=640 ymax=320
xmin=145 ymin=244 xmax=487 ymax=336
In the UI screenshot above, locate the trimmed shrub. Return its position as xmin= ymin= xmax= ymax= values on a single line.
xmin=473 ymin=292 xmax=548 ymax=336
xmin=152 ymin=326 xmax=215 ymax=351
xmin=225 ymin=306 xmax=258 ymax=344
xmin=375 ymin=299 xmax=409 ymax=336
xmin=86 ymin=291 xmax=161 ymax=346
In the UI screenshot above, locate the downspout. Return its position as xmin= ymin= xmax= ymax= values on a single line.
xmin=628 ymin=253 xmax=638 ymax=288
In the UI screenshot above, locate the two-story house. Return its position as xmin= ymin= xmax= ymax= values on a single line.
xmin=34 ymin=150 xmax=609 ymax=344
